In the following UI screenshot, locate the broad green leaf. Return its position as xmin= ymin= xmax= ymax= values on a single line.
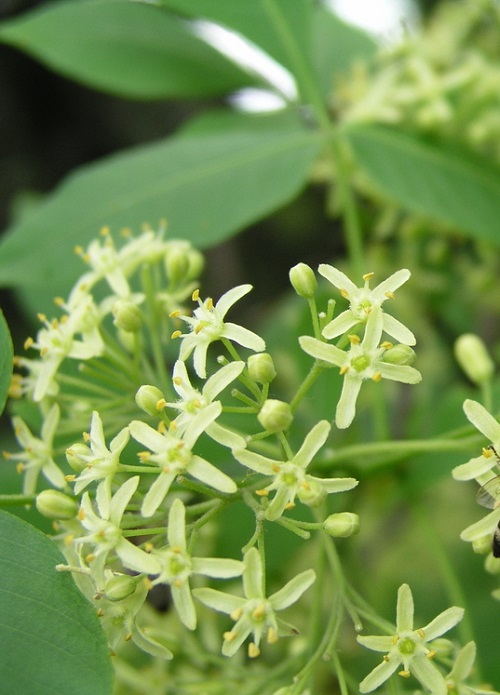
xmin=0 ymin=510 xmax=113 ymax=695
xmin=0 ymin=111 xmax=321 ymax=314
xmin=346 ymin=125 xmax=500 ymax=244
xmin=312 ymin=7 xmax=377 ymax=97
xmin=0 ymin=310 xmax=13 ymax=416
xmin=0 ymin=0 xmax=257 ymax=99
xmin=160 ymin=0 xmax=312 ymax=93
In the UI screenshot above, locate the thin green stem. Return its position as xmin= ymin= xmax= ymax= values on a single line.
xmin=290 ymin=362 xmax=327 ymax=412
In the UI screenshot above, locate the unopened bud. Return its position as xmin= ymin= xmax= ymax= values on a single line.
xmin=66 ymin=442 xmax=91 ymax=473
xmin=454 ymin=334 xmax=494 ymax=385
xmin=104 ymin=574 xmax=139 ymax=602
xmin=257 ymin=399 xmax=293 ymax=433
xmin=323 ymin=512 xmax=360 ymax=538
xmin=112 ymin=300 xmax=142 ymax=333
xmin=165 ymin=246 xmax=190 ymax=287
xmin=382 ymin=344 xmax=416 ymax=366
xmin=297 ymin=480 xmax=326 ymax=508
xmin=36 ymin=489 xmax=78 ymax=520
xmin=248 ymin=353 xmax=277 ymax=384
xmin=472 ymin=535 xmax=493 ymax=555
xmin=485 ymin=552 xmax=500 ymax=575
xmin=135 ymin=385 xmax=165 ymax=416
xmin=289 ymin=263 xmax=317 ymax=299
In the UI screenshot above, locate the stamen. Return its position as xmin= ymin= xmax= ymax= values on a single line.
xmin=248 ymin=642 xmax=260 ymax=658
xmin=223 ymin=631 xmax=237 ymax=642
xmin=169 ymin=310 xmax=181 ymax=319
xmin=362 ymin=272 xmax=374 ymax=282
xmin=256 ymin=489 xmax=269 ymax=497
xmin=192 ymin=289 xmax=200 ymax=302
xmin=372 ymin=372 xmax=382 ymax=382
xmin=340 ymin=289 xmax=349 ymax=299
xmin=230 ymin=608 xmax=243 ymax=620
xmin=267 ymin=627 xmax=278 ymax=644
xmin=340 ymin=365 xmax=349 ymax=375
xmin=426 ymin=650 xmax=436 ymax=660
xmin=398 ymin=670 xmax=411 ymax=678
xmin=171 ymin=330 xmax=182 ymax=340
xmin=348 ymin=334 xmax=361 ymax=344
xmin=384 ymin=291 xmax=395 ymax=299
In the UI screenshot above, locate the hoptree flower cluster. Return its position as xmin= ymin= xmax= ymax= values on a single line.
xmin=4 ymin=225 xmax=490 ymax=694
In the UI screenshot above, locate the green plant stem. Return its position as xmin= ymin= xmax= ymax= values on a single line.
xmin=290 ymin=362 xmax=326 ymax=412
xmin=0 ymin=494 xmax=35 ymax=507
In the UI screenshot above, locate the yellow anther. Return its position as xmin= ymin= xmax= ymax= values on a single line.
xmin=272 ymin=464 xmax=281 ymax=473
xmin=192 ymin=289 xmax=200 ymax=302
xmin=143 ymin=577 xmax=153 ymax=590
xmin=300 ymin=481 xmax=310 ymax=490
xmin=144 ymin=542 xmax=154 ymax=553
xmin=54 ymin=297 xmax=65 ymax=307
xmin=169 ymin=310 xmax=181 ymax=319
xmin=398 ymin=670 xmax=411 ymax=678
xmin=124 ymin=632 xmax=132 ymax=642
xmin=223 ymin=631 xmax=237 ymax=642
xmin=83 ymin=431 xmax=90 ymax=442
xmin=392 ymin=635 xmax=399 ymax=645
xmin=426 ymin=650 xmax=436 ymax=660
xmin=284 ymin=501 xmax=296 ymax=510
xmin=267 ymin=627 xmax=278 ymax=644
xmin=97 ymin=608 xmax=104 ymax=618
xmin=156 ymin=398 xmax=167 ymax=410
xmin=252 ymin=604 xmax=265 ymax=619
xmin=483 ymin=447 xmax=494 ymax=458
xmin=362 ymin=272 xmax=374 ymax=282
xmin=256 ymin=489 xmax=269 ymax=497
xmin=194 ymin=324 xmax=203 ymax=334
xmin=348 ymin=334 xmax=360 ymax=344
xmin=380 ymin=341 xmax=393 ymax=349
xmin=60 ymin=315 xmax=69 ymax=325
xmin=417 ymin=628 xmax=425 ymax=638
xmin=158 ymin=421 xmax=167 ymax=434
xmin=248 ymin=642 xmax=260 ymax=658
xmin=384 ymin=291 xmax=395 ymax=299
xmin=173 ymin=376 xmax=182 ymax=385
xmin=65 ymin=534 xmax=74 ymax=546
xmin=174 ymin=579 xmax=182 ymax=588
xmin=138 ymin=451 xmax=151 ymax=463
xmin=372 ymin=372 xmax=383 ymax=382
xmin=383 ymin=654 xmax=390 ymax=662
xmin=64 ymin=474 xmax=76 ymax=482
xmin=16 ymin=462 xmax=24 ymax=474
xmin=171 ymin=546 xmax=182 ymax=554
xmin=120 ymin=227 xmax=132 ymax=238
xmin=340 ymin=288 xmax=349 ymax=299
xmin=100 ymin=226 xmax=110 ymax=237
xmin=169 ymin=420 xmax=177 ymax=432
xmin=2 ymin=451 xmax=10 ymax=460
xmin=206 ymin=298 xmax=214 ymax=311
xmin=74 ymin=245 xmax=84 ymax=255
xmin=340 ymin=365 xmax=349 ymax=375
xmin=162 ymin=465 xmax=171 ymax=474
xmin=85 ymin=553 xmax=95 ymax=563
xmin=230 ymin=607 xmax=243 ymax=621
xmin=171 ymin=330 xmax=182 ymax=340
xmin=24 ymin=337 xmax=34 ymax=350
xmin=78 ymin=508 xmax=86 ymax=521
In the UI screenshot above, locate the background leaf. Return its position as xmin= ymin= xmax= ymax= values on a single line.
xmin=0 ymin=510 xmax=113 ymax=695
xmin=0 ymin=0 xmax=257 ymax=99
xmin=346 ymin=124 xmax=500 ymax=244
xmin=312 ymin=6 xmax=377 ymax=97
xmin=160 ymin=0 xmax=312 ymax=91
xmin=0 ymin=309 xmax=13 ymax=416
xmin=0 ymin=111 xmax=321 ymax=314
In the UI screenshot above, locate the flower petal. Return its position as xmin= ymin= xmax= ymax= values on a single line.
xmin=410 ymin=654 xmax=447 ymax=695
xmin=382 ymin=313 xmax=416 ymax=345
xmin=141 ymin=471 xmax=176 ymax=517
xmin=396 ymin=583 xmax=414 ymax=632
xmin=359 ymin=657 xmax=400 ymax=693
xmin=299 ymin=336 xmax=346 ymax=367
xmin=243 ymin=547 xmax=264 ymax=599
xmin=269 ymin=569 xmax=315 ymax=610
xmin=203 ymin=361 xmax=245 ymax=401
xmin=452 ymin=454 xmax=496 ymax=481
xmin=187 ymin=455 xmax=237 ymax=493
xmin=215 ymin=284 xmax=253 ymax=318
xmin=322 ymin=311 xmax=358 ymax=340
xmin=335 ymin=374 xmax=362 ymax=429
xmin=371 ymin=268 xmax=410 ymax=301
xmin=318 ymin=265 xmax=358 ymax=295
xmin=447 ymin=641 xmax=476 ymax=682
xmin=460 ymin=507 xmax=500 ymax=541
xmin=191 ymin=557 xmax=244 ymax=578
xmin=223 ymin=323 xmax=265 ymax=352
xmin=421 ymin=606 xmax=464 ymax=640
xmin=109 ymin=476 xmax=139 ymax=524
xmin=294 ymin=420 xmax=331 ymax=469
xmin=463 ymin=399 xmax=500 ymax=443
xmin=356 ymin=635 xmax=394 ymax=652
xmin=172 ymin=581 xmax=197 ymax=630
xmin=379 ymin=363 xmax=422 ymax=384
xmin=192 ymin=587 xmax=245 ymax=615
xmin=167 ymin=498 xmax=187 ymax=549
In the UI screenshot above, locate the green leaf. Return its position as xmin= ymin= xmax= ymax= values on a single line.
xmin=0 ymin=310 xmax=13 ymax=416
xmin=312 ymin=7 xmax=377 ymax=97
xmin=160 ymin=0 xmax=312 ymax=88
xmin=0 ymin=111 xmax=321 ymax=313
xmin=0 ymin=0 xmax=257 ymax=99
xmin=0 ymin=510 xmax=113 ymax=695
xmin=346 ymin=125 xmax=500 ymax=244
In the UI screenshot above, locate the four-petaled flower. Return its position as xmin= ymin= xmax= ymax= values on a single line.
xmin=171 ymin=285 xmax=265 ymax=378
xmin=300 ymin=308 xmax=421 ymax=429
xmin=193 ymin=547 xmax=315 ymax=657
xmin=233 ymin=420 xmax=358 ymax=520
xmin=318 ymin=265 xmax=415 ymax=345
xmin=130 ymin=411 xmax=237 ymax=517
xmin=68 ymin=411 xmax=130 ymax=519
xmin=5 ymin=403 xmax=65 ymax=495
xmin=123 ymin=498 xmax=244 ymax=630
xmin=357 ymin=583 xmax=464 ymax=694
xmin=166 ymin=359 xmax=246 ymax=449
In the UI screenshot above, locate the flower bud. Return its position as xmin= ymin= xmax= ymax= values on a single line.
xmin=36 ymin=489 xmax=78 ymax=520
xmin=454 ymin=334 xmax=494 ymax=385
xmin=297 ymin=480 xmax=326 ymax=508
xmin=472 ymin=535 xmax=492 ymax=555
xmin=257 ymin=399 xmax=293 ymax=433
xmin=323 ymin=512 xmax=360 ymax=538
xmin=248 ymin=353 xmax=277 ymax=384
xmin=135 ymin=384 xmax=165 ymax=416
xmin=485 ymin=552 xmax=500 ymax=575
xmin=289 ymin=263 xmax=317 ymax=299
xmin=66 ymin=442 xmax=91 ymax=473
xmin=381 ymin=344 xmax=416 ymax=366
xmin=165 ymin=247 xmax=190 ymax=287
xmin=104 ymin=574 xmax=139 ymax=602
xmin=112 ymin=300 xmax=142 ymax=333
xmin=186 ymin=248 xmax=204 ymax=281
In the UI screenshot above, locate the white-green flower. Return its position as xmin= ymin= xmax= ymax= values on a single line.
xmin=7 ymin=404 xmax=65 ymax=495
xmin=166 ymin=359 xmax=246 ymax=449
xmin=173 ymin=285 xmax=265 ymax=378
xmin=69 ymin=411 xmax=130 ymax=518
xmin=452 ymin=400 xmax=500 ymax=481
xmin=27 ymin=291 xmax=104 ymax=401
xmin=319 ymin=265 xmax=415 ymax=345
xmin=300 ymin=308 xmax=421 ymax=429
xmin=357 ymin=583 xmax=464 ymax=694
xmin=193 ymin=547 xmax=315 ymax=658
xmin=73 ymin=476 xmax=159 ymax=585
xmin=130 ymin=414 xmax=237 ymax=517
xmin=233 ymin=420 xmax=358 ymax=520
xmin=124 ymin=498 xmax=243 ymax=630
xmin=443 ymin=641 xmax=500 ymax=695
